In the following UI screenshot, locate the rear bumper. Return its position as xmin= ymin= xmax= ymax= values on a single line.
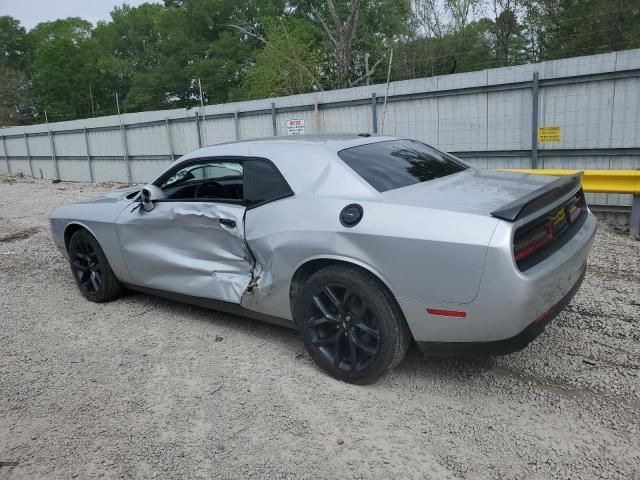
xmin=416 ymin=263 xmax=586 ymax=356
xmin=396 ymin=211 xmax=597 ymax=345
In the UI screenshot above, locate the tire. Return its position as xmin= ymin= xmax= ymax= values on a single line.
xmin=68 ymin=229 xmax=123 ymax=302
xmin=293 ymin=265 xmax=411 ymax=384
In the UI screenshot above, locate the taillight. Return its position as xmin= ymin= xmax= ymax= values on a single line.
xmin=513 ymin=190 xmax=586 ymax=269
xmin=514 ymin=221 xmax=554 ymax=261
xmin=568 ymin=195 xmax=586 ymax=223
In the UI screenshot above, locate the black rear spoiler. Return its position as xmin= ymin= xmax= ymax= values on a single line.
xmin=491 ymin=172 xmax=583 ymax=222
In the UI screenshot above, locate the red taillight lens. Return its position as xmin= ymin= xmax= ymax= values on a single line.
xmin=514 ymin=221 xmax=554 ymax=261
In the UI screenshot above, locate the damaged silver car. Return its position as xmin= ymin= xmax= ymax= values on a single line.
xmin=50 ymin=135 xmax=597 ymax=383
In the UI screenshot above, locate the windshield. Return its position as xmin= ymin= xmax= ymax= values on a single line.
xmin=338 ymin=139 xmax=468 ymax=192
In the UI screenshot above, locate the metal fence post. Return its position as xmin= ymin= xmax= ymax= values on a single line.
xmin=165 ymin=118 xmax=175 ymax=162
xmin=1 ymin=135 xmax=10 ymax=174
xmin=195 ymin=111 xmax=202 ymax=148
xmin=83 ymin=127 xmax=94 ymax=182
xmin=631 ymin=195 xmax=640 ymax=238
xmin=119 ymin=122 xmax=132 ymax=183
xmin=531 ymin=71 xmax=539 ymax=169
xmin=23 ymin=133 xmax=34 ymax=177
xmin=271 ymin=102 xmax=277 ymax=136
xmin=234 ymin=111 xmax=240 ymax=140
xmin=371 ymin=93 xmax=378 ymax=134
xmin=49 ymin=130 xmax=60 ymax=180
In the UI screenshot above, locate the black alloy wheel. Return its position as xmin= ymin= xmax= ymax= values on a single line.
xmin=68 ymin=229 xmax=123 ymax=302
xmin=306 ymin=283 xmax=381 ymax=373
xmin=71 ymin=237 xmax=103 ymax=294
xmin=294 ymin=265 xmax=411 ymax=384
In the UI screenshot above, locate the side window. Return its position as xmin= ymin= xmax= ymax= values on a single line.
xmin=243 ymin=160 xmax=293 ymax=207
xmin=160 ymin=161 xmax=244 ymax=201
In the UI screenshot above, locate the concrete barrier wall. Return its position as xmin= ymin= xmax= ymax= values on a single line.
xmin=1 ymin=49 xmax=639 ymax=207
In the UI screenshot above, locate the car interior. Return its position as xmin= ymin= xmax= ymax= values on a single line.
xmin=160 ymin=162 xmax=244 ymax=201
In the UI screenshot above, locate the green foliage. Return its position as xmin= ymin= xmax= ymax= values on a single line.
xmin=0 ymin=16 xmax=31 ymax=69
xmin=238 ymin=18 xmax=325 ymax=99
xmin=0 ymin=16 xmax=34 ymax=125
xmin=524 ymin=0 xmax=640 ymax=61
xmin=29 ymin=18 xmax=103 ymax=121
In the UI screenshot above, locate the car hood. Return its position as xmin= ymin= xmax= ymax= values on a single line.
xmin=97 ymin=186 xmax=141 ymax=200
xmin=381 ymin=168 xmax=557 ymax=216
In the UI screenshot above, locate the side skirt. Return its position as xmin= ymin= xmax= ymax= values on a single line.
xmin=122 ymin=283 xmax=298 ymax=330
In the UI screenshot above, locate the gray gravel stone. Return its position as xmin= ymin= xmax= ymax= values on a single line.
xmin=0 ymin=174 xmax=639 ymax=479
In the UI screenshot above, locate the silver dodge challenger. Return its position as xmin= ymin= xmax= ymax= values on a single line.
xmin=50 ymin=135 xmax=597 ymax=383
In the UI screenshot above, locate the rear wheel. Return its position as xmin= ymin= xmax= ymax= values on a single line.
xmin=294 ymin=265 xmax=411 ymax=384
xmin=68 ymin=229 xmax=122 ymax=302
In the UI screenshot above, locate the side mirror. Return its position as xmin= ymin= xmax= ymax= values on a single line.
xmin=140 ymin=185 xmax=165 ymax=212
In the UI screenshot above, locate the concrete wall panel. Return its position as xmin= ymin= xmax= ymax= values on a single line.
xmin=28 ymin=135 xmax=52 ymax=156
xmin=57 ymin=159 xmax=91 ymax=182
xmin=240 ymin=114 xmax=274 ymax=139
xmin=30 ymin=159 xmax=56 ymax=179
xmin=92 ymin=159 xmax=129 ymax=183
xmin=437 ymin=93 xmax=487 ymax=151
xmin=130 ymin=159 xmax=171 ymax=183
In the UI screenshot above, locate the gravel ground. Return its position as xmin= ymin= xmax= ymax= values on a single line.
xmin=1 ymin=174 xmax=639 ymax=480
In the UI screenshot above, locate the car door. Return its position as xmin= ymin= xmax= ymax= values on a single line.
xmin=115 ymin=159 xmax=253 ymax=303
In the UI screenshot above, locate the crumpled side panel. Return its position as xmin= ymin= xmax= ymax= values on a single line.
xmin=116 ymin=202 xmax=252 ymax=303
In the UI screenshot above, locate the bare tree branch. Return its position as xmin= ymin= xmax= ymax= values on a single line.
xmin=350 ymin=54 xmax=385 ymax=87
xmin=307 ymin=2 xmax=338 ymax=46
xmin=226 ymin=24 xmax=267 ymax=44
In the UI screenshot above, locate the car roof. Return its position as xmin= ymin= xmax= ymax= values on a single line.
xmin=212 ymin=134 xmax=401 ymax=152
xmin=162 ymin=134 xmax=402 ymax=197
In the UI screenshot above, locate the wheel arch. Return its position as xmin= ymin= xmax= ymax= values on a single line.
xmin=288 ymin=256 xmax=407 ymax=325
xmin=63 ymin=222 xmax=99 ymax=253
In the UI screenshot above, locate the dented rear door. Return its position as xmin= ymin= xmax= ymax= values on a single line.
xmin=115 ymin=201 xmax=252 ymax=303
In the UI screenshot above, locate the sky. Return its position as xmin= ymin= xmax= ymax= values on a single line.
xmin=0 ymin=0 xmax=162 ymax=30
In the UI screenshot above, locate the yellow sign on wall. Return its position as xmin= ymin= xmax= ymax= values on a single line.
xmin=538 ymin=126 xmax=561 ymax=143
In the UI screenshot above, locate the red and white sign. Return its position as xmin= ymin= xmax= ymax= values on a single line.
xmin=286 ymin=119 xmax=305 ymax=136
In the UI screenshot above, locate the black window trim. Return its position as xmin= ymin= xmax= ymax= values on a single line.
xmin=151 ymin=156 xmax=294 ymax=209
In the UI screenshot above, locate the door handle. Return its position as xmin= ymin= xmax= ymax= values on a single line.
xmin=219 ymin=218 xmax=237 ymax=228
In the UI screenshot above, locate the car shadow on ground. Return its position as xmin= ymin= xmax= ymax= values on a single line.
xmin=121 ymin=289 xmax=508 ymax=383
xmin=121 ymin=289 xmax=301 ymax=342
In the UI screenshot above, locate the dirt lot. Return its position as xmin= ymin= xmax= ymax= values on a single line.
xmin=0 ymin=174 xmax=639 ymax=480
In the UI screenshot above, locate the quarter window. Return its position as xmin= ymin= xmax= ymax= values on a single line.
xmin=243 ymin=160 xmax=293 ymax=207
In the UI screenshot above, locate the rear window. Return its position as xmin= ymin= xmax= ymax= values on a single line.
xmin=338 ymin=139 xmax=468 ymax=192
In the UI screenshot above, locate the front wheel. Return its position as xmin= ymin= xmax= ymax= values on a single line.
xmin=293 ymin=265 xmax=411 ymax=384
xmin=68 ymin=229 xmax=123 ymax=302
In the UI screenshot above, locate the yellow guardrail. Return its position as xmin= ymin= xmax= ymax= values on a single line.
xmin=503 ymin=169 xmax=640 ymax=195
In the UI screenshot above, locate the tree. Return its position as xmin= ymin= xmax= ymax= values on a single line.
xmin=29 ymin=18 xmax=105 ymax=121
xmin=403 ymin=0 xmax=493 ymax=76
xmin=0 ymin=16 xmax=31 ymax=69
xmin=305 ymin=0 xmax=363 ymax=88
xmin=0 ymin=16 xmax=34 ymax=126
xmin=125 ymin=0 xmax=266 ymax=111
xmin=238 ymin=18 xmax=325 ymax=99
xmin=0 ymin=67 xmax=34 ymax=126
xmin=524 ymin=0 xmax=640 ymax=61
xmin=489 ymin=0 xmax=526 ymax=67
